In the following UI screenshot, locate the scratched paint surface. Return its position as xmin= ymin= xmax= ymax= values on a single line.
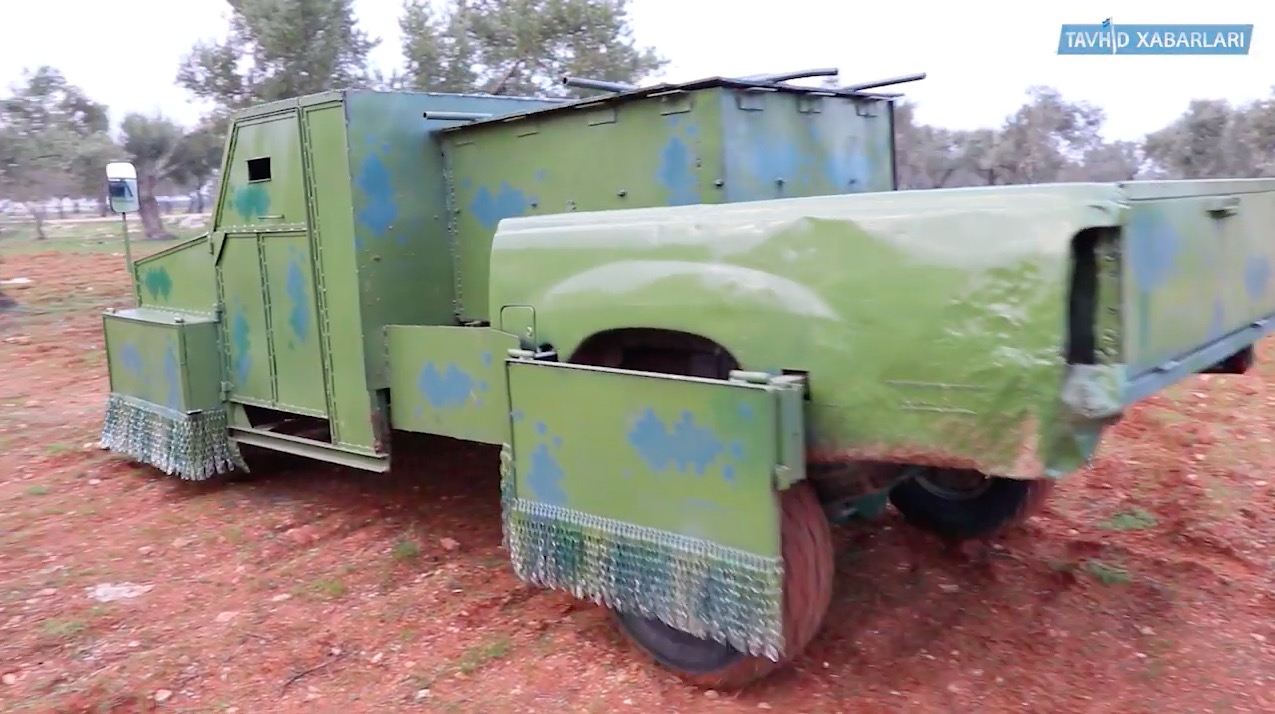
xmin=488 ymin=181 xmax=1275 ymax=480
xmin=505 ymin=359 xmax=781 ymax=555
xmin=1121 ymin=189 xmax=1275 ymax=377
xmin=102 ymin=308 xmax=223 ymax=413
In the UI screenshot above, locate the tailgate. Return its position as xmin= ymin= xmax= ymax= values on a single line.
xmin=1121 ymin=179 xmax=1275 ymax=383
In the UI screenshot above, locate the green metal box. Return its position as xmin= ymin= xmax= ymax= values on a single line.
xmin=99 ymin=307 xmax=244 ymax=480
xmin=439 ymin=78 xmax=898 ymax=322
xmin=102 ymin=307 xmax=224 ymax=413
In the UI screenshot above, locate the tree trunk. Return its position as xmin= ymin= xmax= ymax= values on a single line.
xmin=137 ymin=172 xmax=175 ymax=240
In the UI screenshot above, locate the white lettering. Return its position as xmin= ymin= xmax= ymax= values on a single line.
xmin=1064 ymin=25 xmax=1249 ymax=54
xmin=1068 ymin=31 xmax=1116 ymax=48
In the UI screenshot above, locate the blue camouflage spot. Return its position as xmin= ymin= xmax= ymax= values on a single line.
xmin=416 ymin=362 xmax=474 ymax=408
xmin=525 ymin=442 xmax=566 ymax=506
xmin=627 ymin=407 xmax=725 ymax=476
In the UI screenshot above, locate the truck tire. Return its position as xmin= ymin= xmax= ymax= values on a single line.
xmin=887 ymin=467 xmax=1054 ymax=541
xmin=611 ymin=480 xmax=834 ymax=690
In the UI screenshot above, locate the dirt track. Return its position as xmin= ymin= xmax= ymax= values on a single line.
xmin=1 ymin=251 xmax=1273 ymax=713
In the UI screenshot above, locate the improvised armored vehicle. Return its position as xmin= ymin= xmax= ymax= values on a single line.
xmin=97 ymin=67 xmax=1275 ymax=689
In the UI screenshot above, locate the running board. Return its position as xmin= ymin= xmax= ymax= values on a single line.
xmin=229 ymin=425 xmax=390 ymax=472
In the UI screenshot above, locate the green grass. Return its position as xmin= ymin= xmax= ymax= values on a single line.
xmin=1082 ymin=559 xmax=1133 ymax=585
xmin=1102 ymin=507 xmax=1158 ymax=531
xmin=391 ymin=537 xmax=422 ymax=562
xmin=455 ymin=634 xmax=512 ymax=674
xmin=0 ymin=214 xmax=208 ymax=257
xmin=307 ymin=576 xmax=348 ymax=600
xmin=39 ymin=618 xmax=86 ymax=640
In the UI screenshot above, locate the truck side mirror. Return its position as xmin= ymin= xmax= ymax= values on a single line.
xmin=105 ymin=161 xmax=140 ymax=214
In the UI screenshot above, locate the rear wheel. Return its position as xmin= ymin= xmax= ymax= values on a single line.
xmin=888 ymin=467 xmax=1053 ymax=541
xmin=611 ymin=480 xmax=834 ymax=689
xmin=571 ymin=330 xmax=835 ymax=688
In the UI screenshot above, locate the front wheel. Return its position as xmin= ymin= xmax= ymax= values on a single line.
xmin=610 ymin=481 xmax=834 ymax=689
xmin=888 ymin=467 xmax=1054 ymax=541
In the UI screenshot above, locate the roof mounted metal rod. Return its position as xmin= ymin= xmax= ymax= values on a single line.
xmin=561 ymin=76 xmax=638 ymax=93
xmin=740 ymin=67 xmax=839 ymax=84
xmin=840 ymin=72 xmax=927 ymax=93
xmin=423 ymin=111 xmax=492 ymax=122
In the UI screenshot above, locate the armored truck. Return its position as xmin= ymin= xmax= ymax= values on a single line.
xmin=97 ymin=69 xmax=1275 ymax=688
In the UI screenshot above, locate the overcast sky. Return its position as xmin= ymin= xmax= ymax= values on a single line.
xmin=1 ymin=0 xmax=1269 ymax=140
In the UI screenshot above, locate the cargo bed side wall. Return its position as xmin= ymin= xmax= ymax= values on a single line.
xmin=719 ymin=91 xmax=895 ymax=201
xmin=1121 ymin=182 xmax=1275 ymax=385
xmin=443 ymin=89 xmax=727 ymax=323
xmin=490 ymin=184 xmax=1128 ymax=479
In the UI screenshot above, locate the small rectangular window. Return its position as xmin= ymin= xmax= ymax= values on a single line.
xmin=247 ymin=157 xmax=272 ymax=182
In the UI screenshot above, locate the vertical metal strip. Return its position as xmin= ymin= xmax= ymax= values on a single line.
xmin=441 ymin=139 xmax=463 ymax=320
xmin=213 ymin=128 xmax=241 ymax=407
xmin=255 ymin=231 xmax=279 ymax=404
xmin=298 ymin=104 xmax=341 ymax=443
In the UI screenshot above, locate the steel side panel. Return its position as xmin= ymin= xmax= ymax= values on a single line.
xmin=505 ymin=360 xmax=782 ymax=557
xmin=103 ymin=309 xmax=221 ymax=413
xmin=304 ymin=102 xmax=378 ymax=450
xmin=220 ymin=235 xmax=274 ymax=404
xmin=261 ymin=232 xmax=328 ymax=415
xmin=1123 ymin=188 xmax=1275 ymax=378
xmin=133 ymin=234 xmax=217 ymax=315
xmin=215 ymin=113 xmax=307 ymax=232
xmin=386 ymin=326 xmax=520 ymax=444
xmin=720 ymin=90 xmax=894 ymax=201
xmin=446 ymin=92 xmax=720 ymax=323
xmin=179 ymin=319 xmax=225 ymax=412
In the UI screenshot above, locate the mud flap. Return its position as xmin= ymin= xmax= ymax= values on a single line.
xmin=500 ymin=357 xmax=806 ymax=660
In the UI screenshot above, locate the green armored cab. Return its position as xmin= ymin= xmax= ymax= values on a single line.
xmin=98 ymin=68 xmax=1275 ymax=689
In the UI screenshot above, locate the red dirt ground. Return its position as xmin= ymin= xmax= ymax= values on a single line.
xmin=1 ymin=251 xmax=1273 ymax=714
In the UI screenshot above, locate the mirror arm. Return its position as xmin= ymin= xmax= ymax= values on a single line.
xmin=119 ymin=213 xmax=138 ymax=307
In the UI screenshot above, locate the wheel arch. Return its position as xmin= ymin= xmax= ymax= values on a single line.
xmin=567 ymin=326 xmax=743 ymax=378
